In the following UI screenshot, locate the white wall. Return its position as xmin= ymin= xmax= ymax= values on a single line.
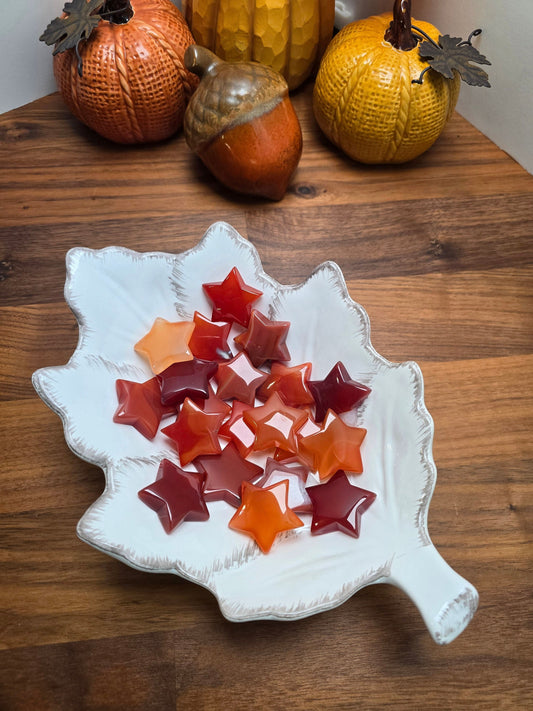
xmin=0 ymin=0 xmax=59 ymax=115
xmin=1 ymin=0 xmax=532 ymax=173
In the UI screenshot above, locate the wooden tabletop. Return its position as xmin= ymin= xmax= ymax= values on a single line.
xmin=1 ymin=84 xmax=532 ymax=710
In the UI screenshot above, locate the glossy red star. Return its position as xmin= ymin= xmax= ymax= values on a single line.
xmin=308 ymin=361 xmax=371 ymax=422
xmin=257 ymin=361 xmax=314 ymax=407
xmin=161 ymin=397 xmax=225 ymax=466
xmin=234 ymin=309 xmax=291 ymax=367
xmin=298 ymin=409 xmax=367 ymax=480
xmin=194 ymin=442 xmax=263 ymax=507
xmin=229 ymin=479 xmax=304 ymax=553
xmin=215 ymin=351 xmax=268 ymax=405
xmin=218 ymin=399 xmax=255 ymax=458
xmin=306 ymin=470 xmax=376 ymax=538
xmin=188 ymin=311 xmax=233 ymax=362
xmin=113 ymin=377 xmax=174 ymax=439
xmin=138 ymin=459 xmax=209 ymax=533
xmin=203 ymin=267 xmax=262 ymax=327
xmin=157 ymin=358 xmax=218 ymax=408
xmin=244 ymin=392 xmax=308 ymax=454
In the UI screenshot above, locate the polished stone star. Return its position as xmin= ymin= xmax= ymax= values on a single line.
xmin=194 ymin=442 xmax=263 ymax=508
xmin=308 ymin=361 xmax=371 ymax=422
xmin=157 ymin=358 xmax=218 ymax=408
xmin=234 ymin=309 xmax=291 ymax=367
xmin=229 ymin=480 xmax=304 ymax=553
xmin=113 ymin=377 xmax=174 ymax=439
xmin=218 ymin=399 xmax=255 ymax=458
xmin=255 ymin=457 xmax=313 ymax=513
xmin=161 ymin=397 xmax=225 ymax=466
xmin=244 ymin=392 xmax=308 ymax=454
xmin=298 ymin=409 xmax=367 ymax=480
xmin=203 ymin=267 xmax=262 ymax=327
xmin=306 ymin=470 xmax=376 ymax=538
xmin=134 ymin=317 xmax=195 ymax=374
xmin=257 ymin=361 xmax=314 ymax=406
xmin=188 ymin=311 xmax=233 ymax=362
xmin=138 ymin=458 xmax=209 ymax=533
xmin=215 ymin=351 xmax=268 ymax=405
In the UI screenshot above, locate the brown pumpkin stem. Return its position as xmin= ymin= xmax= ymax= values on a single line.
xmin=100 ymin=0 xmax=133 ymax=24
xmin=384 ymin=0 xmax=417 ymax=51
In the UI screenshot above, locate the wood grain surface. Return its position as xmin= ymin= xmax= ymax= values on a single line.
xmin=1 ymin=84 xmax=532 ymax=710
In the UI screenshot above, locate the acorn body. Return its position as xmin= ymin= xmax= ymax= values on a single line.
xmin=184 ymin=46 xmax=302 ymax=200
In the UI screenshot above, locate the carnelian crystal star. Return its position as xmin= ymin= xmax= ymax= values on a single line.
xmin=113 ymin=377 xmax=174 ymax=439
xmin=256 ymin=457 xmax=313 ymax=513
xmin=309 ymin=361 xmax=371 ymax=422
xmin=194 ymin=442 xmax=263 ymax=507
xmin=203 ymin=267 xmax=262 ymax=327
xmin=244 ymin=392 xmax=308 ymax=454
xmin=189 ymin=311 xmax=233 ymax=362
xmin=229 ymin=480 xmax=304 ymax=553
xmin=234 ymin=309 xmax=291 ymax=367
xmin=298 ymin=409 xmax=367 ymax=480
xmin=161 ymin=397 xmax=225 ymax=466
xmin=218 ymin=399 xmax=255 ymax=458
xmin=257 ymin=362 xmax=314 ymax=406
xmin=215 ymin=351 xmax=268 ymax=405
xmin=134 ymin=317 xmax=195 ymax=374
xmin=138 ymin=459 xmax=209 ymax=533
xmin=157 ymin=358 xmax=218 ymax=407
xmin=306 ymin=470 xmax=376 ymax=538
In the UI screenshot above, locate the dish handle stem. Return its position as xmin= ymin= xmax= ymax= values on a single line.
xmin=388 ymin=543 xmax=479 ymax=644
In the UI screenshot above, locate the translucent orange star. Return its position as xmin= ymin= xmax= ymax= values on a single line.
xmin=229 ymin=480 xmax=304 ymax=553
xmin=134 ymin=317 xmax=195 ymax=374
xmin=257 ymin=362 xmax=314 ymax=407
xmin=298 ymin=409 xmax=367 ymax=480
xmin=161 ymin=397 xmax=225 ymax=466
xmin=244 ymin=392 xmax=308 ymax=454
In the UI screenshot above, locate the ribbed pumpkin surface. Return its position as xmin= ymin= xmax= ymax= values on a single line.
xmin=184 ymin=0 xmax=335 ymax=90
xmin=313 ymin=13 xmax=461 ymax=164
xmin=53 ymin=0 xmax=198 ymax=144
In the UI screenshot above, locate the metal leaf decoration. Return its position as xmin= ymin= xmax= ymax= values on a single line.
xmin=413 ymin=28 xmax=491 ymax=87
xmin=39 ymin=0 xmax=105 ymax=55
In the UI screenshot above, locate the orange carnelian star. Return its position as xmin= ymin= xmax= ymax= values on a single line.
xmin=234 ymin=309 xmax=291 ymax=367
xmin=257 ymin=361 xmax=314 ymax=406
xmin=161 ymin=397 xmax=225 ymax=466
xmin=134 ymin=317 xmax=195 ymax=374
xmin=113 ymin=377 xmax=175 ymax=440
xmin=138 ymin=459 xmax=209 ymax=533
xmin=203 ymin=267 xmax=262 ymax=327
xmin=215 ymin=351 xmax=268 ymax=405
xmin=229 ymin=480 xmax=304 ymax=553
xmin=218 ymin=400 xmax=255 ymax=458
xmin=298 ymin=409 xmax=367 ymax=480
xmin=189 ymin=311 xmax=233 ymax=362
xmin=244 ymin=392 xmax=308 ymax=454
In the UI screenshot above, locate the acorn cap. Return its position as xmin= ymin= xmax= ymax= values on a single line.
xmin=184 ymin=46 xmax=289 ymax=154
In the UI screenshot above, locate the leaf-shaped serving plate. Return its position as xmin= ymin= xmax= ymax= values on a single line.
xmin=32 ymin=222 xmax=478 ymax=644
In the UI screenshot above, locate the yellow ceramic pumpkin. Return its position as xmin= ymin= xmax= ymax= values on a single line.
xmin=183 ymin=0 xmax=335 ymax=90
xmin=313 ymin=1 xmax=461 ymax=164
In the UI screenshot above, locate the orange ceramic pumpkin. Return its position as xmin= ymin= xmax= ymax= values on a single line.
xmin=52 ymin=0 xmax=199 ymax=143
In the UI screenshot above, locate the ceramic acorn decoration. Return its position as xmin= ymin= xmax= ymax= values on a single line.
xmin=183 ymin=0 xmax=335 ymax=91
xmin=313 ymin=0 xmax=491 ymax=164
xmin=183 ymin=46 xmax=303 ymax=201
xmin=40 ymin=0 xmax=199 ymax=144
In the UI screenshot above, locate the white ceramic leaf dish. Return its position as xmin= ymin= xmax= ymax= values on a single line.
xmin=32 ymin=221 xmax=478 ymax=644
